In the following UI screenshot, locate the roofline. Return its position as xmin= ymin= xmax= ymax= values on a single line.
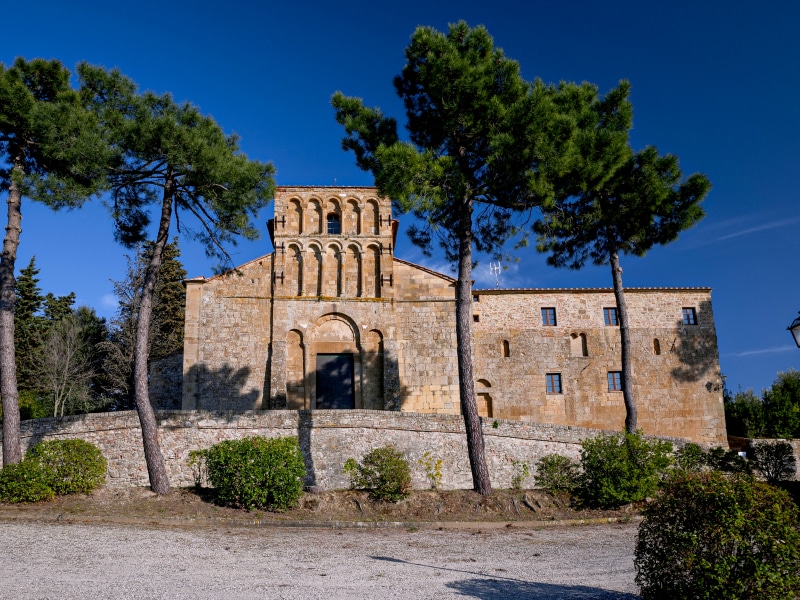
xmin=275 ymin=185 xmax=378 ymax=191
xmin=392 ymin=257 xmax=457 ymax=283
xmin=184 ymin=253 xmax=274 ymax=284
xmin=473 ymin=286 xmax=712 ymax=294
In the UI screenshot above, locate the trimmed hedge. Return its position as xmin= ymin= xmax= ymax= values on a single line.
xmin=26 ymin=439 xmax=107 ymax=495
xmin=199 ymin=436 xmax=306 ymax=511
xmin=0 ymin=461 xmax=55 ymax=503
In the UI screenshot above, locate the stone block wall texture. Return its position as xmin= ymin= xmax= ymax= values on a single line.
xmin=471 ymin=288 xmax=726 ymax=446
xmin=177 ymin=185 xmax=726 ymax=446
xmin=0 ymin=410 xmax=688 ymax=490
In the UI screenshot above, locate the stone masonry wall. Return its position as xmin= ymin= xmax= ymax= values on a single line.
xmin=471 ymin=288 xmax=727 ymax=446
xmin=0 ymin=410 xmax=687 ymax=490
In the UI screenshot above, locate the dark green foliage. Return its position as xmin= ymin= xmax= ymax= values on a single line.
xmin=148 ymin=239 xmax=187 ymax=361
xmin=673 ymin=442 xmax=709 ymax=472
xmin=534 ymin=454 xmax=581 ymax=495
xmin=579 ymin=431 xmax=672 ymax=508
xmin=102 ymin=240 xmax=186 ymax=409
xmin=762 ymin=370 xmax=800 ymax=439
xmin=199 ymin=436 xmax=306 ymax=511
xmin=724 ymin=388 xmax=766 ymax=438
xmin=750 ymin=441 xmax=797 ymax=484
xmin=0 ymin=461 xmax=55 ymax=503
xmin=77 ymin=64 xmax=275 ymax=264
xmin=14 ymin=257 xmax=47 ymax=391
xmin=705 ymin=446 xmax=753 ymax=475
xmin=26 ymin=439 xmax=107 ymax=495
xmin=723 ymin=371 xmax=800 ymax=439
xmin=332 ymin=21 xmax=601 ymax=495
xmin=344 ymin=446 xmax=412 ymax=502
xmin=635 ymin=471 xmax=800 ymax=599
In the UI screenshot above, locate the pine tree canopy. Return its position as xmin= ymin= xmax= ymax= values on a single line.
xmin=332 ymin=21 xmax=625 ymax=262
xmin=77 ymin=63 xmax=275 ymax=266
xmin=0 ymin=58 xmax=108 ymax=206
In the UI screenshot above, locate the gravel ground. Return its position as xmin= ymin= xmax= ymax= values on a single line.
xmin=0 ymin=521 xmax=640 ymax=599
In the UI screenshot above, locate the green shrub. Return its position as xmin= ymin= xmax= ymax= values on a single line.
xmin=579 ymin=431 xmax=672 ymax=509
xmin=673 ymin=442 xmax=707 ymax=472
xmin=199 ymin=436 xmax=306 ymax=511
xmin=636 ymin=471 xmax=800 ymax=599
xmin=750 ymin=441 xmax=797 ymax=484
xmin=0 ymin=461 xmax=55 ymax=503
xmin=510 ymin=460 xmax=530 ymax=490
xmin=344 ymin=446 xmax=411 ymax=502
xmin=26 ymin=439 xmax=106 ymax=495
xmin=534 ymin=454 xmax=581 ymax=495
xmin=705 ymin=446 xmax=752 ymax=475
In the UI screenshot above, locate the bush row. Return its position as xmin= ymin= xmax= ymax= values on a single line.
xmin=0 ymin=439 xmax=106 ymax=503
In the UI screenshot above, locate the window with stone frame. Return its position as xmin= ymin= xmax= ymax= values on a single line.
xmin=682 ymin=307 xmax=697 ymax=325
xmin=546 ymin=373 xmax=562 ymax=394
xmin=603 ymin=307 xmax=618 ymax=326
xmin=541 ymin=307 xmax=557 ymax=326
xmin=607 ymin=371 xmax=622 ymax=392
xmin=326 ymin=213 xmax=341 ymax=235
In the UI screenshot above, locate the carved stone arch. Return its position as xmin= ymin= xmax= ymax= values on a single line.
xmin=323 ymin=242 xmax=343 ymax=297
xmin=363 ymin=329 xmax=384 ymax=409
xmin=308 ymin=313 xmax=362 ymax=410
xmin=309 ymin=312 xmax=361 ymax=346
xmin=304 ymin=242 xmax=323 ymax=296
xmin=286 ymin=329 xmax=305 ymax=409
xmin=307 ymin=198 xmax=323 ymax=234
xmin=288 ymin=198 xmax=303 ymax=234
xmin=364 ymin=198 xmax=380 ymax=234
xmin=476 ymin=379 xmax=493 ymax=418
xmin=344 ymin=242 xmax=362 ymax=298
xmin=344 ymin=198 xmax=361 ymax=235
xmin=286 ymin=243 xmax=303 ymax=296
xmin=363 ymin=243 xmax=381 ymax=297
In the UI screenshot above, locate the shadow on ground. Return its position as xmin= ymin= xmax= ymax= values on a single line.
xmin=371 ymin=556 xmax=639 ymax=599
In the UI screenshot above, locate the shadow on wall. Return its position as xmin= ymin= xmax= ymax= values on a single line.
xmin=670 ymin=299 xmax=721 ymax=385
xmin=184 ymin=363 xmax=261 ymax=411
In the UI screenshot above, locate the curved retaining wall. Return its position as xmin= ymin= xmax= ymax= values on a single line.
xmin=3 ymin=410 xmax=682 ymax=490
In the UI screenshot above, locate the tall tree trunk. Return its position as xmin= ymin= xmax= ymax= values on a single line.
xmin=0 ymin=158 xmax=23 ymax=465
xmin=610 ymin=250 xmax=637 ymax=433
xmin=133 ymin=176 xmax=173 ymax=494
xmin=455 ymin=195 xmax=492 ymax=495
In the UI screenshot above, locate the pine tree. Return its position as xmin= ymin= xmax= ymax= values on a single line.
xmin=332 ymin=22 xmax=612 ymax=494
xmin=79 ymin=64 xmax=275 ymax=494
xmin=535 ymin=113 xmax=710 ymax=432
xmin=0 ymin=58 xmax=107 ymax=464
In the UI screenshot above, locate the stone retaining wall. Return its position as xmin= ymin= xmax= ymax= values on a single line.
xmin=1 ymin=410 xmax=686 ymax=490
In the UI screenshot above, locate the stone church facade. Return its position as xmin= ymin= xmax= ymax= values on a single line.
xmin=172 ymin=186 xmax=726 ymax=445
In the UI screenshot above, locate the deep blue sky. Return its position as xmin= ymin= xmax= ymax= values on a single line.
xmin=3 ymin=1 xmax=799 ymax=395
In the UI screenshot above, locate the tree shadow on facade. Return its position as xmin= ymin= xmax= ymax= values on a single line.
xmin=183 ymin=363 xmax=261 ymax=414
xmin=670 ymin=299 xmax=721 ymax=386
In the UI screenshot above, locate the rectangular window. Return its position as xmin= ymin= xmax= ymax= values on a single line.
xmin=473 ymin=314 xmax=480 ymax=323
xmin=541 ymin=307 xmax=557 ymax=326
xmin=546 ymin=373 xmax=562 ymax=394
xmin=603 ymin=307 xmax=619 ymax=326
xmin=608 ymin=371 xmax=622 ymax=392
xmin=682 ymin=307 xmax=697 ymax=325
xmin=473 ymin=295 xmax=479 ymax=302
